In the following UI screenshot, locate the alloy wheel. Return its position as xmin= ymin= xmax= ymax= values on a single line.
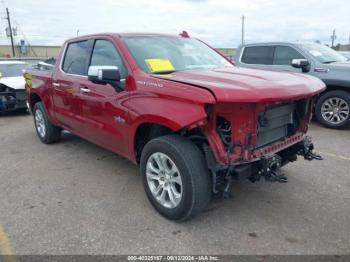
xmin=146 ymin=152 xmax=182 ymax=209
xmin=321 ymin=97 xmax=350 ymax=125
xmin=35 ymin=109 xmax=46 ymax=138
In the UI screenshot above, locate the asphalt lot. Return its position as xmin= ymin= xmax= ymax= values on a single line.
xmin=0 ymin=112 xmax=349 ymax=255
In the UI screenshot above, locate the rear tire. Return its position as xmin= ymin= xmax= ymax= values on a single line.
xmin=33 ymin=102 xmax=61 ymax=143
xmin=140 ymin=135 xmax=210 ymax=221
xmin=315 ymin=90 xmax=350 ymax=129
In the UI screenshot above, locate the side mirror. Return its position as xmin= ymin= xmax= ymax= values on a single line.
xmin=88 ymin=65 xmax=121 ymax=84
xmin=291 ymin=59 xmax=310 ymax=73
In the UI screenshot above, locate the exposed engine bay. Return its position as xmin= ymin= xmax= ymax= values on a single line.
xmin=200 ymin=98 xmax=323 ymax=197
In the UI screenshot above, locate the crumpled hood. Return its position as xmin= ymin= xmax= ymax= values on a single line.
xmin=154 ymin=67 xmax=326 ymax=103
xmin=0 ymin=76 xmax=25 ymax=90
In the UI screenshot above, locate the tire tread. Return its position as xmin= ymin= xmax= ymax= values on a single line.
xmin=140 ymin=134 xmax=210 ymax=221
xmin=33 ymin=102 xmax=61 ymax=143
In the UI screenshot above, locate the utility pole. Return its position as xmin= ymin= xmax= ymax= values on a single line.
xmin=5 ymin=8 xmax=15 ymax=57
xmin=241 ymin=15 xmax=245 ymax=45
xmin=330 ymin=29 xmax=336 ymax=48
xmin=77 ymin=29 xmax=79 ymax=37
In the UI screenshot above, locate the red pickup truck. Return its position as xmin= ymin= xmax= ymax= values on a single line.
xmin=25 ymin=32 xmax=325 ymax=221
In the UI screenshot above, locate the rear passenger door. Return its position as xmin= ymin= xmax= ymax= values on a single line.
xmin=52 ymin=40 xmax=92 ymax=133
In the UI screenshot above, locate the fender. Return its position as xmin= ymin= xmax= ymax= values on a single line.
xmin=127 ymin=90 xmax=212 ymax=129
xmin=322 ymin=79 xmax=350 ymax=89
xmin=122 ymin=92 xmax=213 ymax=162
xmin=26 ymin=70 xmax=58 ymax=125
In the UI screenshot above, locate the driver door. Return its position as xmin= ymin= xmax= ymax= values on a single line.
xmin=78 ymin=39 xmax=129 ymax=155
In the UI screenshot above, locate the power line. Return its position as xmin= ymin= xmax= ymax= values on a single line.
xmin=13 ymin=20 xmax=38 ymax=56
xmin=330 ymin=29 xmax=336 ymax=48
xmin=241 ymin=15 xmax=245 ymax=45
xmin=5 ymin=8 xmax=15 ymax=56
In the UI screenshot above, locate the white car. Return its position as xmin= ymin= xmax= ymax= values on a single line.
xmin=0 ymin=61 xmax=29 ymax=113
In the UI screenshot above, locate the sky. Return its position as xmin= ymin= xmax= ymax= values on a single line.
xmin=0 ymin=0 xmax=349 ymax=48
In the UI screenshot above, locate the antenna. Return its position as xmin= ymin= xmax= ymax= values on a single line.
xmin=179 ymin=31 xmax=189 ymax=38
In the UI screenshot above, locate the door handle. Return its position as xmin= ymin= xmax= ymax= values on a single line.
xmin=53 ymin=82 xmax=60 ymax=87
xmin=80 ymin=87 xmax=90 ymax=93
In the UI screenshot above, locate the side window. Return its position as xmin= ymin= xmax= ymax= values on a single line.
xmin=241 ymin=46 xmax=274 ymax=65
xmin=90 ymin=40 xmax=127 ymax=79
xmin=62 ymin=41 xmax=90 ymax=75
xmin=273 ymin=46 xmax=305 ymax=65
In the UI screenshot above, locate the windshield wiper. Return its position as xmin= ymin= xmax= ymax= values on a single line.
xmin=152 ymin=70 xmax=177 ymax=74
xmin=323 ymin=60 xmax=337 ymax=64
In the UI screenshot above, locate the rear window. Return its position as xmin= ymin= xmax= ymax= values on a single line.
xmin=241 ymin=46 xmax=274 ymax=65
xmin=62 ymin=40 xmax=90 ymax=75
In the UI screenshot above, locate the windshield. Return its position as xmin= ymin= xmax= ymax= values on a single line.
xmin=122 ymin=36 xmax=233 ymax=73
xmin=301 ymin=43 xmax=347 ymax=63
xmin=0 ymin=63 xmax=29 ymax=77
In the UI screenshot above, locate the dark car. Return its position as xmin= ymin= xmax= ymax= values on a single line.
xmin=235 ymin=42 xmax=350 ymax=129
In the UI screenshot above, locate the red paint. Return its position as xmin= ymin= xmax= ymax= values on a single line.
xmin=26 ymin=33 xmax=325 ymax=166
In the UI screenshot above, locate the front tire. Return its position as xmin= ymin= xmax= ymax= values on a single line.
xmin=33 ymin=102 xmax=61 ymax=143
xmin=315 ymin=90 xmax=350 ymax=129
xmin=140 ymin=135 xmax=210 ymax=221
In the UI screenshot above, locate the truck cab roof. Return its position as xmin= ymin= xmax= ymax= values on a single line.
xmin=64 ymin=32 xmax=187 ymax=43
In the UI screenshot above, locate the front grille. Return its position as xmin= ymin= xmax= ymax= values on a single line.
xmin=256 ymin=103 xmax=297 ymax=148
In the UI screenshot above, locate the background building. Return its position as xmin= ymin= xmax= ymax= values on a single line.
xmin=336 ymin=44 xmax=350 ymax=51
xmin=216 ymin=48 xmax=236 ymax=60
xmin=0 ymin=44 xmax=61 ymax=58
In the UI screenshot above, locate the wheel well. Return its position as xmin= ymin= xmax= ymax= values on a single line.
xmin=134 ymin=123 xmax=173 ymax=163
xmin=316 ymin=86 xmax=350 ymax=103
xmin=134 ymin=123 xmax=210 ymax=164
xmin=30 ymin=93 xmax=42 ymax=110
xmin=323 ymin=86 xmax=350 ymax=95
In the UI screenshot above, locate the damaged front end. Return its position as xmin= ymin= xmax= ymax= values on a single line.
xmin=201 ymin=98 xmax=322 ymax=196
xmin=0 ymin=84 xmax=27 ymax=112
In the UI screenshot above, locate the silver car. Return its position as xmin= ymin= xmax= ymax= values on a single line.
xmin=235 ymin=42 xmax=350 ymax=129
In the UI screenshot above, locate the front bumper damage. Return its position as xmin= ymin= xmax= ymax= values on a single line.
xmin=199 ymin=99 xmax=324 ymax=197
xmin=205 ymin=135 xmax=322 ymax=197
xmin=0 ymin=87 xmax=27 ymax=112
xmin=255 ymin=136 xmax=322 ymax=183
